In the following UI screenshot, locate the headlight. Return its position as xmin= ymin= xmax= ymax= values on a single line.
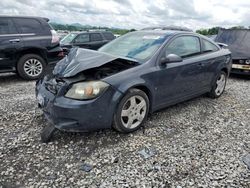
xmin=65 ymin=81 xmax=109 ymax=100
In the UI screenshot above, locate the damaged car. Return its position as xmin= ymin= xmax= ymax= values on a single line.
xmin=215 ymin=28 xmax=250 ymax=75
xmin=36 ymin=29 xmax=232 ymax=142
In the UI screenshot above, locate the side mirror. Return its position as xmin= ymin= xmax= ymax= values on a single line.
xmin=160 ymin=54 xmax=183 ymax=65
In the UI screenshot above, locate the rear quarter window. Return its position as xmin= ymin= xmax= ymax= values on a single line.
xmin=202 ymin=39 xmax=219 ymax=53
xmin=103 ymin=32 xmax=115 ymax=40
xmin=14 ymin=18 xmax=43 ymax=34
xmin=0 ymin=18 xmax=17 ymax=34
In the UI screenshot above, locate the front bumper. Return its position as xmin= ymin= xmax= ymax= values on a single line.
xmin=231 ymin=63 xmax=250 ymax=75
xmin=36 ymin=78 xmax=123 ymax=132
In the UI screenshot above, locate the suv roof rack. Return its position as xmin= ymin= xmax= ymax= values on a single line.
xmin=142 ymin=26 xmax=192 ymax=32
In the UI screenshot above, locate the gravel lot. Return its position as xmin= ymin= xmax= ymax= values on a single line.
xmin=0 ymin=73 xmax=249 ymax=188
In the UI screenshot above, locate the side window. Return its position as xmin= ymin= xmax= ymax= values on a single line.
xmin=74 ymin=34 xmax=90 ymax=43
xmin=14 ymin=18 xmax=42 ymax=34
xmin=90 ymin=33 xmax=102 ymax=42
xmin=166 ymin=36 xmax=201 ymax=58
xmin=0 ymin=18 xmax=17 ymax=34
xmin=103 ymin=32 xmax=115 ymax=40
xmin=202 ymin=39 xmax=219 ymax=52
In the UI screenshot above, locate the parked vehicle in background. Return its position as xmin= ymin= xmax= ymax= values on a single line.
xmin=57 ymin=31 xmax=69 ymax=41
xmin=207 ymin=34 xmax=217 ymax=41
xmin=114 ymin=34 xmax=121 ymax=38
xmin=60 ymin=31 xmax=115 ymax=53
xmin=36 ymin=27 xmax=232 ymax=142
xmin=215 ymin=29 xmax=250 ymax=75
xmin=0 ymin=16 xmax=64 ymax=80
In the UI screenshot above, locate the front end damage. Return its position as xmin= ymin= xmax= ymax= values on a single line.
xmin=36 ymin=48 xmax=138 ymax=134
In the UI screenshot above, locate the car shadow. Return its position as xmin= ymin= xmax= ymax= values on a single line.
xmin=0 ymin=73 xmax=28 ymax=84
xmin=230 ymin=73 xmax=250 ymax=80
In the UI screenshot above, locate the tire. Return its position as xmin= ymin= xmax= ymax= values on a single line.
xmin=208 ymin=71 xmax=227 ymax=98
xmin=17 ymin=54 xmax=46 ymax=80
xmin=41 ymin=124 xmax=56 ymax=143
xmin=113 ymin=88 xmax=149 ymax=133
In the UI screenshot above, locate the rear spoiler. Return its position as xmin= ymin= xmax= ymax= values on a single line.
xmin=217 ymin=42 xmax=228 ymax=48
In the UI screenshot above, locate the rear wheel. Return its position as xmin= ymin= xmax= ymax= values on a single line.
xmin=17 ymin=54 xmax=46 ymax=80
xmin=113 ymin=89 xmax=149 ymax=133
xmin=208 ymin=71 xmax=227 ymax=98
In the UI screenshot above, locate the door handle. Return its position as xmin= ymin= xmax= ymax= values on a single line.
xmin=9 ymin=39 xmax=20 ymax=43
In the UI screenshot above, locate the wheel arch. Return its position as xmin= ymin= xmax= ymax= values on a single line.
xmin=221 ymin=67 xmax=229 ymax=76
xmin=123 ymin=84 xmax=153 ymax=113
xmin=16 ymin=48 xmax=47 ymax=66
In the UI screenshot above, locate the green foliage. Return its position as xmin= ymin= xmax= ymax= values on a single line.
xmin=196 ymin=26 xmax=249 ymax=36
xmin=229 ymin=26 xmax=246 ymax=29
xmin=196 ymin=27 xmax=220 ymax=36
xmin=49 ymin=22 xmax=135 ymax=35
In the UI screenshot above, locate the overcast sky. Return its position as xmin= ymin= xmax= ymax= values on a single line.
xmin=1 ymin=0 xmax=250 ymax=30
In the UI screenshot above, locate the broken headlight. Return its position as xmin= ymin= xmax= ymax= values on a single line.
xmin=65 ymin=81 xmax=109 ymax=100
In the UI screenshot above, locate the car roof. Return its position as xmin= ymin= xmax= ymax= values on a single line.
xmin=69 ymin=31 xmax=113 ymax=35
xmin=0 ymin=15 xmax=49 ymax=22
xmin=136 ymin=29 xmax=194 ymax=37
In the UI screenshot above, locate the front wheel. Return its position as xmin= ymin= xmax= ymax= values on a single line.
xmin=208 ymin=71 xmax=227 ymax=98
xmin=113 ymin=89 xmax=149 ymax=133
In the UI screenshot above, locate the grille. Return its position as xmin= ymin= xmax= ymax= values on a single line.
xmin=45 ymin=78 xmax=65 ymax=94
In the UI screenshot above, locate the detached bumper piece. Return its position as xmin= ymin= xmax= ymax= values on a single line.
xmin=41 ymin=123 xmax=56 ymax=143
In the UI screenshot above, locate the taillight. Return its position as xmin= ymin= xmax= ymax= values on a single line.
xmin=58 ymin=51 xmax=64 ymax=57
xmin=51 ymin=30 xmax=59 ymax=44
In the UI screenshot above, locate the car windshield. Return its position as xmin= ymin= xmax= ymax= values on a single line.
xmin=98 ymin=31 xmax=167 ymax=63
xmin=60 ymin=33 xmax=77 ymax=44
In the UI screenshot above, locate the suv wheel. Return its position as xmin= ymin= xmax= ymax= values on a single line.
xmin=113 ymin=89 xmax=149 ymax=133
xmin=17 ymin=54 xmax=46 ymax=80
xmin=208 ymin=71 xmax=227 ymax=98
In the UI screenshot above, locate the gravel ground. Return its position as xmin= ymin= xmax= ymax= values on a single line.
xmin=0 ymin=73 xmax=249 ymax=188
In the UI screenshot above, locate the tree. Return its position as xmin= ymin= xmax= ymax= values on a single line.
xmin=196 ymin=27 xmax=220 ymax=36
xmin=230 ymin=26 xmax=246 ymax=29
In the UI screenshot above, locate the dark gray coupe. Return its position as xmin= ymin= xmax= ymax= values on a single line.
xmin=36 ymin=28 xmax=232 ymax=142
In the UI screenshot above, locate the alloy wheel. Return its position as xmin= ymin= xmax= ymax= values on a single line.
xmin=121 ymin=95 xmax=147 ymax=129
xmin=215 ymin=73 xmax=226 ymax=96
xmin=23 ymin=58 xmax=43 ymax=77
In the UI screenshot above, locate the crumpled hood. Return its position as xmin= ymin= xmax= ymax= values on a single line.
xmin=53 ymin=48 xmax=119 ymax=78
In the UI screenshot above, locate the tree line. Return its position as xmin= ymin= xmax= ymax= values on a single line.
xmin=50 ymin=22 xmax=135 ymax=35
xmin=196 ymin=26 xmax=250 ymax=36
xmin=50 ymin=22 xmax=250 ymax=36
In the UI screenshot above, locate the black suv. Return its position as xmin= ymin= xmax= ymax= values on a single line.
xmin=0 ymin=16 xmax=64 ymax=80
xmin=60 ymin=31 xmax=115 ymax=53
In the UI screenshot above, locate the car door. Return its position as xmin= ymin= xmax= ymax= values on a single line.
xmin=154 ymin=35 xmax=206 ymax=108
xmin=90 ymin=33 xmax=106 ymax=50
xmin=73 ymin=33 xmax=91 ymax=49
xmin=199 ymin=38 xmax=223 ymax=87
xmin=0 ymin=18 xmax=22 ymax=71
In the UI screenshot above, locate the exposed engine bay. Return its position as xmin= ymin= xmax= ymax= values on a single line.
xmin=42 ymin=58 xmax=138 ymax=93
xmin=82 ymin=59 xmax=137 ymax=80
